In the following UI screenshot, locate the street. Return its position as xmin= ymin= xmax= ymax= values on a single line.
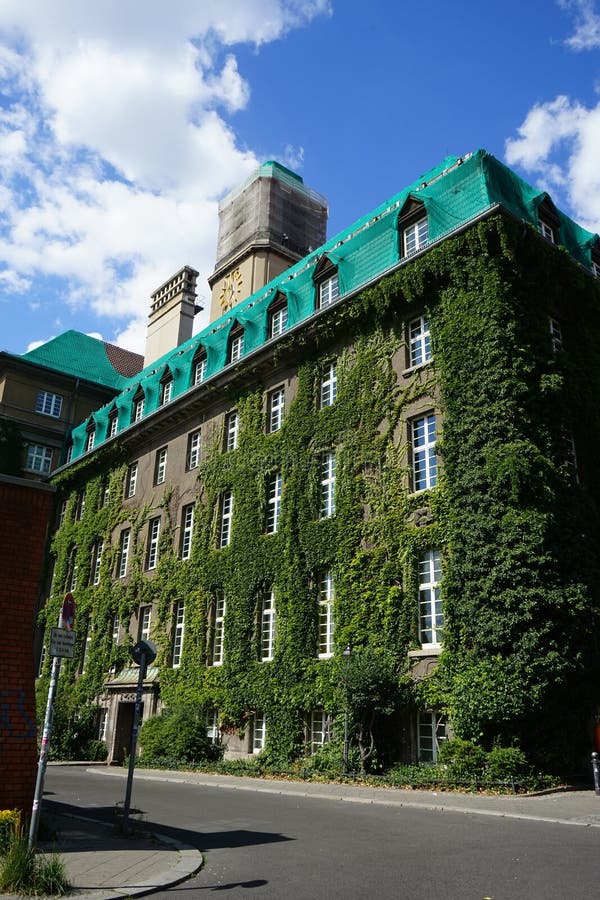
xmin=45 ymin=766 xmax=600 ymax=899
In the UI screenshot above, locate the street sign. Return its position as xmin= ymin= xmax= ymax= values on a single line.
xmin=50 ymin=627 xmax=77 ymax=659
xmin=61 ymin=593 xmax=75 ymax=630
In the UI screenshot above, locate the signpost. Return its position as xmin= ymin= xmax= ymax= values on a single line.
xmin=122 ymin=639 xmax=157 ymax=833
xmin=29 ymin=595 xmax=77 ymax=848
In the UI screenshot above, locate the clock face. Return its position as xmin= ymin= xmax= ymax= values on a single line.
xmin=219 ymin=268 xmax=243 ymax=311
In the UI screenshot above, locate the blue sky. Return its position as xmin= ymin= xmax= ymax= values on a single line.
xmin=1 ymin=0 xmax=600 ymax=356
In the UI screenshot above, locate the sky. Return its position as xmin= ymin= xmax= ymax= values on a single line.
xmin=1 ymin=0 xmax=600 ymax=357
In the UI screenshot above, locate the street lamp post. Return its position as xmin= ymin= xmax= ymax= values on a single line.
xmin=342 ymin=644 xmax=352 ymax=775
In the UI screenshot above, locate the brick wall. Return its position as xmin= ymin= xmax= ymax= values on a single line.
xmin=0 ymin=476 xmax=54 ymax=814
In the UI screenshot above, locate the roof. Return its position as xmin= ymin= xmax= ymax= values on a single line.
xmin=22 ymin=331 xmax=143 ymax=389
xmin=64 ymin=149 xmax=600 ymax=466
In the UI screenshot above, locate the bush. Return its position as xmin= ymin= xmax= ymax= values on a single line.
xmin=485 ymin=745 xmax=528 ymax=781
xmin=437 ymin=738 xmax=486 ymax=780
xmin=0 ymin=810 xmax=20 ymax=856
xmin=139 ymin=706 xmax=223 ymax=764
xmin=82 ymin=739 xmax=108 ymax=762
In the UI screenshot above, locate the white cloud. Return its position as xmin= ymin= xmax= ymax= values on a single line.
xmin=560 ymin=0 xmax=600 ymax=50
xmin=0 ymin=1 xmax=331 ymax=353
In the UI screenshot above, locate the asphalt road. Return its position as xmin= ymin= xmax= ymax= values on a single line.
xmin=46 ymin=766 xmax=600 ymax=899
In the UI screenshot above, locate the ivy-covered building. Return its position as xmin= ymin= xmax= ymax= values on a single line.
xmin=40 ymin=150 xmax=600 ymax=772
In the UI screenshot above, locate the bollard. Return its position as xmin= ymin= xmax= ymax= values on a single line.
xmin=592 ymin=752 xmax=600 ymax=796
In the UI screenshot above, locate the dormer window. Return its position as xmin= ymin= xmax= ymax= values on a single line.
xmin=313 ymin=256 xmax=339 ymax=311
xmin=591 ymin=244 xmax=600 ymax=278
xmin=268 ymin=294 xmax=288 ymax=338
xmin=108 ymin=407 xmax=118 ymax=438
xmin=399 ymin=197 xmax=428 ymax=258
xmin=537 ymin=197 xmax=559 ymax=245
xmin=85 ymin=420 xmax=96 ymax=452
xmin=160 ymin=370 xmax=173 ymax=406
xmin=538 ymin=220 xmax=555 ymax=243
xmin=132 ymin=388 xmax=145 ymax=423
xmin=227 ymin=324 xmax=244 ymax=364
xmin=193 ymin=346 xmax=207 ymax=385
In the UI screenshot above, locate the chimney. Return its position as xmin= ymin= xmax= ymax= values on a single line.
xmin=144 ymin=266 xmax=201 ymax=367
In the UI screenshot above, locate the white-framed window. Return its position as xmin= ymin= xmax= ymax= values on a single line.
xmin=65 ymin=442 xmax=73 ymax=464
xmin=81 ymin=628 xmax=91 ymax=673
xmin=206 ymin=709 xmax=220 ymax=743
xmin=549 ymin=317 xmax=563 ymax=353
xmin=211 ymin=592 xmax=226 ymax=666
xmin=260 ymin=590 xmax=276 ymax=661
xmin=91 ymin=539 xmax=104 ymax=586
xmin=74 ymin=490 xmax=86 ymax=521
xmin=320 ymin=362 xmax=337 ymax=408
xmin=418 ymin=712 xmax=447 ymax=762
xmin=409 ymin=316 xmax=432 ymax=367
xmin=229 ymin=329 xmax=244 ymax=363
xmin=126 ymin=462 xmax=138 ymax=498
xmin=266 ymin=472 xmax=282 ymax=534
xmin=187 ymin=430 xmax=201 ymax=469
xmin=418 ymin=550 xmax=443 ymax=647
xmin=252 ymin=713 xmax=266 ymax=753
xmin=35 ymin=390 xmax=63 ymax=418
xmin=172 ymin=600 xmax=185 ymax=667
xmin=108 ymin=413 xmax=118 ymax=438
xmin=318 ymin=571 xmax=334 ymax=658
xmin=180 ymin=503 xmax=195 ymax=560
xmin=269 ymin=304 xmax=288 ymax=338
xmin=310 ymin=709 xmax=330 ymax=753
xmin=565 ymin=431 xmax=580 ymax=484
xmin=85 ymin=427 xmax=96 ymax=452
xmin=593 ymin=260 xmax=600 ymax=278
xmin=112 ymin=616 xmax=120 ymax=643
xmin=118 ymin=528 xmax=131 ymax=578
xmin=38 ymin=640 xmax=47 ymax=677
xmin=219 ymin=490 xmax=233 ymax=547
xmin=267 ymin=387 xmax=285 ymax=433
xmin=139 ymin=606 xmax=151 ymax=642
xmin=58 ymin=499 xmax=68 ymax=527
xmin=132 ymin=393 xmax=145 ymax=423
xmin=67 ymin=546 xmax=78 ymax=592
xmin=26 ymin=443 xmax=53 ymax=474
xmin=320 ymin=451 xmax=336 ymax=518
xmin=194 ymin=351 xmax=207 ymax=385
xmin=225 ymin=411 xmax=239 ymax=451
xmin=317 ymin=273 xmax=339 ymax=310
xmin=101 ymin=480 xmax=110 ymax=507
xmin=403 ymin=217 xmax=428 ymax=256
xmin=160 ymin=377 xmax=173 ymax=406
xmin=412 ymin=414 xmax=437 ymax=492
xmin=155 ymin=447 xmax=168 ymax=485
xmin=538 ymin=219 xmax=555 ymax=243
xmin=146 ymin=517 xmax=161 ymax=570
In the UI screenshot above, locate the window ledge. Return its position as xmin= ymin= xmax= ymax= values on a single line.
xmin=402 ymin=361 xmax=433 ymax=379
xmin=408 ymin=646 xmax=442 ymax=658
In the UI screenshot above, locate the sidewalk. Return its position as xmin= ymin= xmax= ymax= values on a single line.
xmin=3 ymin=768 xmax=600 ymax=900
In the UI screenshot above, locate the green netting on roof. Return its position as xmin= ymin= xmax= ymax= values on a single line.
xmin=66 ymin=149 xmax=600 ymax=464
xmin=22 ymin=331 xmax=133 ymax=390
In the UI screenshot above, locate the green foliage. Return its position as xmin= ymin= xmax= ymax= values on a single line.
xmin=139 ymin=706 xmax=223 ymax=763
xmin=485 ymin=745 xmax=528 ymax=781
xmin=0 ymin=824 xmax=70 ymax=897
xmin=0 ymin=811 xmax=20 ymax=856
xmin=438 ymin=738 xmax=486 ymax=780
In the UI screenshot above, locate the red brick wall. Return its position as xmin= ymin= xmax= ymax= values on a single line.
xmin=0 ymin=476 xmax=54 ymax=814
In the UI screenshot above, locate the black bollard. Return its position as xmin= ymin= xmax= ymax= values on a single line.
xmin=592 ymin=752 xmax=600 ymax=796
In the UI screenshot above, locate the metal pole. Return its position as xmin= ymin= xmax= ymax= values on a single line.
xmin=343 ymin=705 xmax=349 ymax=774
xmin=122 ymin=651 xmax=147 ymax=832
xmin=592 ymin=752 xmax=600 ymax=796
xmin=29 ymin=653 xmax=61 ymax=848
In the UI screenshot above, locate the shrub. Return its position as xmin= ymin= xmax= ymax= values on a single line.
xmin=485 ymin=745 xmax=528 ymax=781
xmin=139 ymin=706 xmax=223 ymax=763
xmin=0 ymin=810 xmax=20 ymax=856
xmin=82 ymin=739 xmax=108 ymax=762
xmin=437 ymin=738 xmax=486 ymax=780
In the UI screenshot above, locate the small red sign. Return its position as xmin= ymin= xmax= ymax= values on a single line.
xmin=62 ymin=593 xmax=75 ymax=631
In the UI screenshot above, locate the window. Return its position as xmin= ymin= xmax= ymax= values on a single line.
xmin=155 ymin=447 xmax=168 ymax=485
xmin=81 ymin=627 xmax=91 ymax=673
xmin=146 ymin=517 xmax=161 ymax=570
xmin=112 ymin=616 xmax=120 ymax=643
xmin=187 ymin=429 xmax=201 ymax=469
xmin=91 ymin=539 xmax=104 ymax=586
xmin=224 ymin=411 xmax=239 ymax=451
xmin=411 ymin=414 xmax=438 ymax=492
xmin=565 ymin=431 xmax=580 ymax=484
xmin=252 ymin=713 xmax=266 ymax=753
xmin=320 ymin=451 xmax=336 ymax=518
xmin=85 ymin=425 xmax=96 ymax=452
xmin=266 ymin=472 xmax=282 ymax=534
xmin=100 ymin=479 xmax=110 ymax=508
xmin=418 ymin=712 xmax=447 ymax=762
xmin=74 ymin=490 xmax=86 ymax=521
xmin=408 ymin=316 xmax=432 ymax=367
xmin=310 ymin=710 xmax=330 ymax=753
xmin=180 ymin=503 xmax=195 ymax=560
xmin=66 ymin=546 xmax=78 ymax=592
xmin=172 ymin=600 xmax=185 ymax=667
xmin=318 ymin=571 xmax=334 ymax=658
xmin=267 ymin=387 xmax=285 ymax=433
xmin=403 ymin=216 xmax=428 ymax=256
xmin=132 ymin=393 xmax=145 ymax=423
xmin=593 ymin=260 xmax=600 ymax=278
xmin=206 ymin=709 xmax=220 ymax=743
xmin=118 ymin=528 xmax=131 ymax=578
xmin=65 ymin=442 xmax=73 ymax=464
xmin=549 ymin=317 xmax=563 ymax=353
xmin=35 ymin=390 xmax=63 ymax=418
xmin=126 ymin=462 xmax=138 ymax=498
xmin=160 ymin=375 xmax=173 ymax=406
xmin=538 ymin=219 xmax=555 ymax=243
xmin=139 ymin=606 xmax=152 ymax=642
xmin=320 ymin=362 xmax=337 ymax=408
xmin=211 ymin=592 xmax=226 ymax=666
xmin=317 ymin=273 xmax=339 ymax=309
xmin=228 ymin=326 xmax=244 ymax=363
xmin=537 ymin=197 xmax=559 ymax=245
xmin=269 ymin=299 xmax=288 ymax=338
xmin=26 ymin=443 xmax=53 ymax=474
xmin=260 ymin=590 xmax=276 ymax=661
xmin=58 ymin=499 xmax=68 ymax=527
xmin=418 ymin=550 xmax=443 ymax=647
xmin=38 ymin=640 xmax=47 ymax=677
xmin=193 ymin=348 xmax=207 ymax=385
xmin=219 ymin=490 xmax=233 ymax=547
xmin=108 ymin=411 xmax=118 ymax=438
